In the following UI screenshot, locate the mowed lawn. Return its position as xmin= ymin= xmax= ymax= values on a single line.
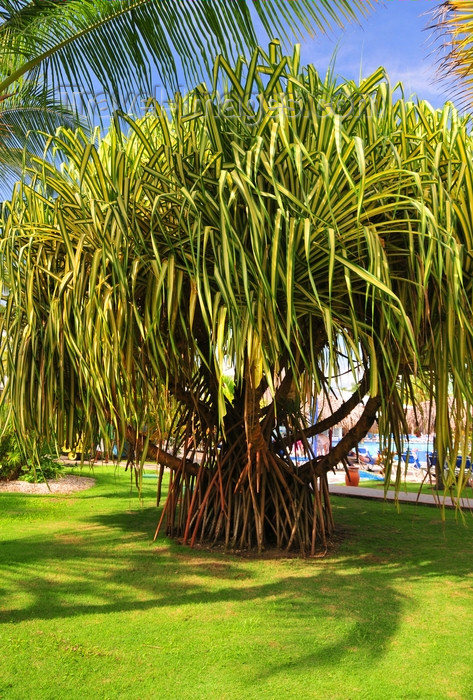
xmin=1 ymin=466 xmax=473 ymax=700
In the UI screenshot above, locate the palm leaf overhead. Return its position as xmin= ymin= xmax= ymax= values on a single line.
xmin=0 ymin=83 xmax=80 ymax=167
xmin=0 ymin=0 xmax=375 ymax=100
xmin=434 ymin=0 xmax=473 ymax=106
xmin=2 ymin=44 xmax=473 ymax=553
xmin=0 ymin=0 xmax=376 ymax=183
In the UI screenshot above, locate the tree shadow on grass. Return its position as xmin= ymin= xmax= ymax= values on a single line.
xmin=1 ymin=494 xmax=473 ymax=678
xmin=0 ymin=534 xmax=404 ymax=670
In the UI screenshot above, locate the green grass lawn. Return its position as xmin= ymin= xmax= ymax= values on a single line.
xmin=2 ymin=465 xmax=473 ymax=700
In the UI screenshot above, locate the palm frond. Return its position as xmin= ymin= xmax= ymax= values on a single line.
xmin=432 ymin=0 xmax=473 ymax=107
xmin=0 ymin=0 xmax=376 ymax=193
xmin=0 ymin=83 xmax=85 ymax=180
xmin=0 ymin=0 xmax=375 ymax=101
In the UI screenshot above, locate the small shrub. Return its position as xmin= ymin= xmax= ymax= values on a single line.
xmin=0 ymin=431 xmax=24 ymax=481
xmin=18 ymin=456 xmax=63 ymax=483
xmin=0 ymin=421 xmax=62 ymax=482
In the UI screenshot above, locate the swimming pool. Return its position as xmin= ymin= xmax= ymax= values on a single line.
xmin=349 ymin=438 xmax=436 ymax=465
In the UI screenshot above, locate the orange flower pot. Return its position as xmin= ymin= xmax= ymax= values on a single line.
xmin=345 ymin=466 xmax=360 ymax=487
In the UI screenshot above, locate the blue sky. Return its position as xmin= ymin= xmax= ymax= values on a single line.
xmin=257 ymin=0 xmax=451 ymax=108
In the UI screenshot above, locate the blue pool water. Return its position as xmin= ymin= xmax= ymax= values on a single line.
xmin=354 ymin=439 xmax=435 ymax=465
xmin=359 ymin=470 xmax=384 ymax=481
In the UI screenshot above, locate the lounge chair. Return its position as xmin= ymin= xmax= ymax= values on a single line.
xmin=401 ymin=452 xmax=422 ymax=470
xmin=357 ymin=447 xmax=375 ymax=465
xmin=455 ymin=455 xmax=471 ymax=471
xmin=427 ymin=453 xmax=472 ymax=485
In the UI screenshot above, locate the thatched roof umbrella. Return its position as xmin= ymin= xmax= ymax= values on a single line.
xmin=403 ymin=400 xmax=459 ymax=436
xmin=404 ymin=403 xmax=434 ymax=435
xmin=338 ymin=402 xmax=366 ymax=433
xmin=369 ymin=420 xmax=379 ymax=434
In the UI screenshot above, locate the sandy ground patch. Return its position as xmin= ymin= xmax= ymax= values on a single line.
xmin=0 ymin=474 xmax=95 ymax=495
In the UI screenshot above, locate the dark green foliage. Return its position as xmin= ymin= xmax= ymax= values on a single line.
xmin=0 ymin=419 xmax=62 ymax=482
xmin=18 ymin=455 xmax=63 ymax=483
xmin=0 ymin=426 xmax=23 ymax=480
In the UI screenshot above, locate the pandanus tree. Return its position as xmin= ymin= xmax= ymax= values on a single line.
xmin=2 ymin=44 xmax=473 ymax=553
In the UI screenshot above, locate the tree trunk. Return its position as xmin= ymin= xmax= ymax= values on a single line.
xmin=154 ymin=445 xmax=335 ymax=555
xmin=149 ymin=396 xmax=380 ymax=555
